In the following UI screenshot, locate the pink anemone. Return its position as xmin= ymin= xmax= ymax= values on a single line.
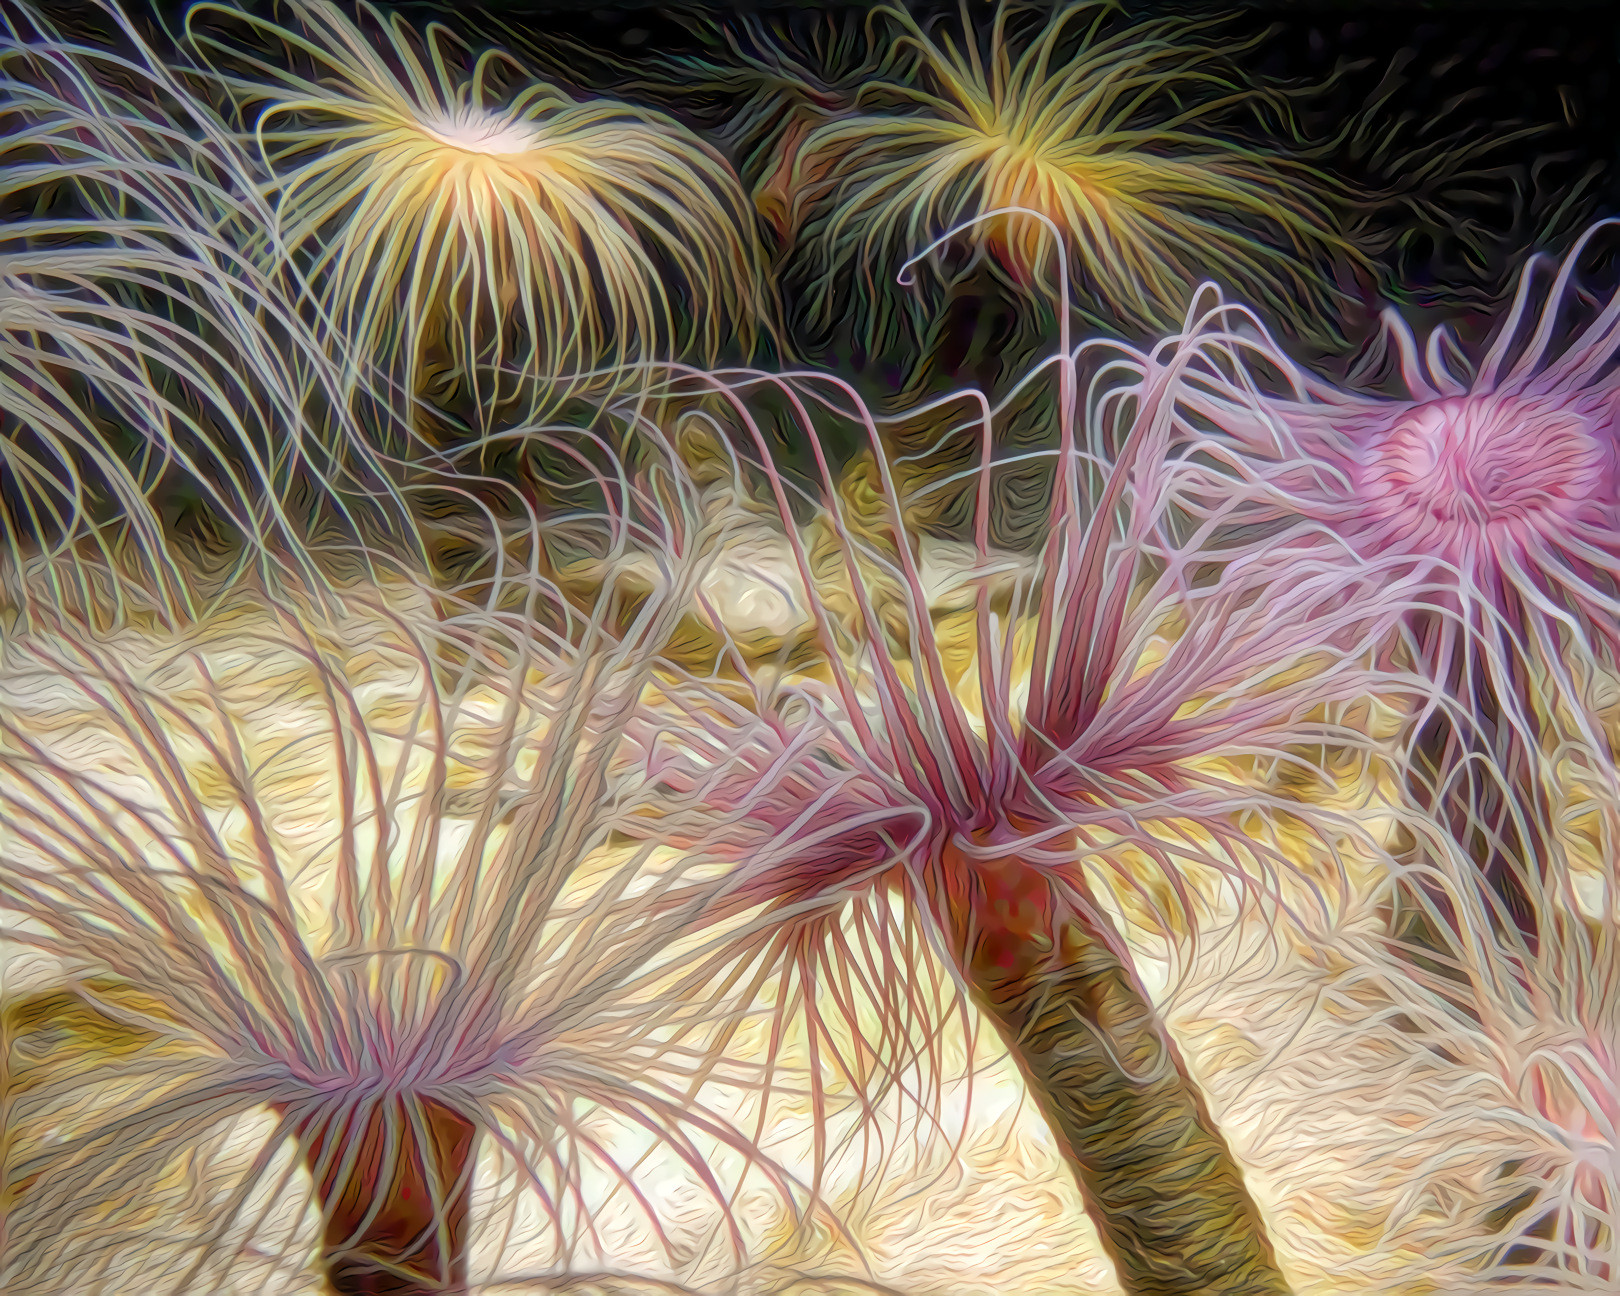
xmin=611 ymin=279 xmax=1422 ymax=1291
xmin=1123 ymin=218 xmax=1620 ymax=767
xmin=0 ymin=590 xmax=826 ymax=1295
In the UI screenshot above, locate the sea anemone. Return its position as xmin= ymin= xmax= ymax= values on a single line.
xmin=609 ymin=292 xmax=1422 ymax=1293
xmin=1124 ymin=221 xmax=1620 ymax=926
xmin=1085 ymin=236 xmax=1620 ymax=1285
xmin=1394 ymin=738 xmax=1618 ymax=1290
xmin=0 ymin=589 xmax=821 ymax=1295
xmin=1221 ymin=734 xmax=1620 ymax=1292
xmin=780 ymin=0 xmax=1358 ymax=361
xmin=187 ymin=0 xmax=767 ymax=420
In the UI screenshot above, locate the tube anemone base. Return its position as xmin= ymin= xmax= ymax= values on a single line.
xmin=288 ymin=1096 xmax=477 ymax=1296
xmin=947 ymin=841 xmax=1290 ymax=1296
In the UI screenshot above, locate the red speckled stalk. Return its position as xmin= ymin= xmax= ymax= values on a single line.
xmin=291 ymin=1097 xmax=477 ymax=1296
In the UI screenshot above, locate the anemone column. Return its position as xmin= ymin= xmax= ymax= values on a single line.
xmin=944 ymin=829 xmax=1289 ymax=1296
xmin=291 ymin=1096 xmax=478 ymax=1296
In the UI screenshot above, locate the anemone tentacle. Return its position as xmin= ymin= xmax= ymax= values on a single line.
xmin=0 ymin=570 xmax=833 ymax=1293
xmin=609 ymin=261 xmax=1425 ymax=1290
xmin=187 ymin=0 xmax=768 ymax=423
xmin=0 ymin=1 xmax=443 ymax=627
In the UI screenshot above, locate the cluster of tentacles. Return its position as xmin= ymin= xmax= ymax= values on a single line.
xmin=0 ymin=3 xmax=1614 ymax=1296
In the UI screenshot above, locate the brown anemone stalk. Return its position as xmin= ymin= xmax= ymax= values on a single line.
xmin=290 ymin=1096 xmax=477 ymax=1295
xmin=619 ymin=252 xmax=1420 ymax=1294
xmin=938 ymin=823 xmax=1278 ymax=1295
xmin=0 ymin=569 xmax=823 ymax=1294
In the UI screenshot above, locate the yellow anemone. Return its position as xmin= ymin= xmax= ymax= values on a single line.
xmin=787 ymin=1 xmax=1360 ymax=350
xmin=191 ymin=1 xmax=768 ymax=417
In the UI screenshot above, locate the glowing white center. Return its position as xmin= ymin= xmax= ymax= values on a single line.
xmin=417 ymin=110 xmax=538 ymax=156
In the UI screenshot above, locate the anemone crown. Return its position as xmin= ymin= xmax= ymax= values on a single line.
xmin=1357 ymin=393 xmax=1609 ymax=556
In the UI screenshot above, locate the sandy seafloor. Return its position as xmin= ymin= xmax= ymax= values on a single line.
xmin=0 ymin=554 xmax=1600 ymax=1296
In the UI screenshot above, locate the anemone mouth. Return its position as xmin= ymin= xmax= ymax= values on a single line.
xmin=415 ymin=109 xmax=540 ymax=157
xmin=1357 ymin=393 xmax=1608 ymax=556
